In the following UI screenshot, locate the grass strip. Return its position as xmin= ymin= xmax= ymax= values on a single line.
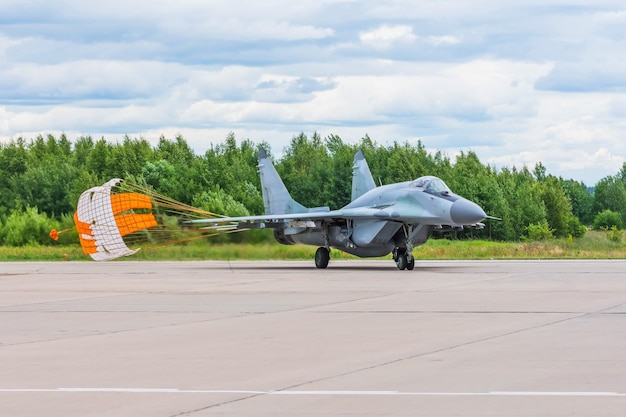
xmin=2 ymin=231 xmax=625 ymax=262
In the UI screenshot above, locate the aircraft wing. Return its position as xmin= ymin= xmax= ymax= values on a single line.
xmin=187 ymin=206 xmax=416 ymax=228
xmin=187 ymin=202 xmax=454 ymax=229
xmin=187 ymin=192 xmax=493 ymax=230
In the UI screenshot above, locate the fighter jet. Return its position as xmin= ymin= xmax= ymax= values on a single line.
xmin=191 ymin=148 xmax=490 ymax=270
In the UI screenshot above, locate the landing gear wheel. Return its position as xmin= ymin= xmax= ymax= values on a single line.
xmin=406 ymin=256 xmax=415 ymax=270
xmin=315 ymin=247 xmax=330 ymax=269
xmin=396 ymin=253 xmax=408 ymax=270
xmin=394 ymin=247 xmax=409 ymax=270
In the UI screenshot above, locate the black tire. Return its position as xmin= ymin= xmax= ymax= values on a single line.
xmin=406 ymin=256 xmax=415 ymax=270
xmin=393 ymin=247 xmax=405 ymax=262
xmin=396 ymin=253 xmax=407 ymax=270
xmin=315 ymin=247 xmax=330 ymax=269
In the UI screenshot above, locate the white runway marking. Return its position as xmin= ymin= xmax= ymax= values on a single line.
xmin=0 ymin=388 xmax=624 ymax=397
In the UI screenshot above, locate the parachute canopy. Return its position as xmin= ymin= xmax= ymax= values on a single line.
xmin=74 ymin=179 xmax=158 ymax=261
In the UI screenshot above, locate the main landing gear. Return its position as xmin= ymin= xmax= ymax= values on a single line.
xmin=315 ymin=224 xmax=331 ymax=269
xmin=393 ymin=248 xmax=415 ymax=271
xmin=315 ymin=246 xmax=330 ymax=269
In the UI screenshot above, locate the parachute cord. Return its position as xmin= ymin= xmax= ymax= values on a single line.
xmin=142 ymin=228 xmax=247 ymax=250
xmin=119 ymin=182 xmax=226 ymax=219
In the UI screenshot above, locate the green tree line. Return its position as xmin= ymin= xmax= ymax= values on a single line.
xmin=1 ymin=131 xmax=625 ymax=246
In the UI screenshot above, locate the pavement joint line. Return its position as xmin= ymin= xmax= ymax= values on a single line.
xmin=0 ymin=388 xmax=625 ymax=397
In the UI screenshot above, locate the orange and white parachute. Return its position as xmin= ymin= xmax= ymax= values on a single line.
xmin=74 ymin=179 xmax=158 ymax=260
xmin=52 ymin=178 xmax=238 ymax=261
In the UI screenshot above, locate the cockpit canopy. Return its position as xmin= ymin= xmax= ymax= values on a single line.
xmin=410 ymin=176 xmax=452 ymax=195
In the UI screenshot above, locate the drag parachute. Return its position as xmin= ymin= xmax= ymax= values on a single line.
xmin=51 ymin=178 xmax=237 ymax=261
xmin=74 ymin=179 xmax=158 ymax=261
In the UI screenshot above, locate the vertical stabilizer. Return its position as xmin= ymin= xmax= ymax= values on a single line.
xmin=258 ymin=148 xmax=308 ymax=215
xmin=351 ymin=150 xmax=376 ymax=201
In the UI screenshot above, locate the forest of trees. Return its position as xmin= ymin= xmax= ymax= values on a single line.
xmin=1 ymin=131 xmax=626 ymax=246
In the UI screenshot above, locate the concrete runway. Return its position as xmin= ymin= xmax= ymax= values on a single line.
xmin=1 ymin=260 xmax=626 ymax=416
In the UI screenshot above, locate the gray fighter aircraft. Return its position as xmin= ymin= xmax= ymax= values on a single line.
xmin=191 ymin=148 xmax=489 ymax=270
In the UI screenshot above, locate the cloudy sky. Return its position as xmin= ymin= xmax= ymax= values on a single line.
xmin=1 ymin=1 xmax=625 ymax=185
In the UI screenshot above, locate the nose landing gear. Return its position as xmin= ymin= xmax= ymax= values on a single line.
xmin=393 ymin=247 xmax=415 ymax=271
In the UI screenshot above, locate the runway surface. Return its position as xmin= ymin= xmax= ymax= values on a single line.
xmin=1 ymin=259 xmax=626 ymax=416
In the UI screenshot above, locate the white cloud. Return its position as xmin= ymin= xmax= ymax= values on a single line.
xmin=0 ymin=107 xmax=12 ymax=135
xmin=0 ymin=34 xmax=20 ymax=57
xmin=360 ymin=25 xmax=417 ymax=48
xmin=559 ymin=148 xmax=624 ymax=172
xmin=423 ymin=35 xmax=461 ymax=46
xmin=0 ymin=60 xmax=187 ymax=103
xmin=159 ymin=17 xmax=335 ymax=42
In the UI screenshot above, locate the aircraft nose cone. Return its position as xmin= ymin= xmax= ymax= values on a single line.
xmin=450 ymin=199 xmax=487 ymax=224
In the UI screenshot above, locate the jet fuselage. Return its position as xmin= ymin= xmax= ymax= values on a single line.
xmin=273 ymin=176 xmax=486 ymax=258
